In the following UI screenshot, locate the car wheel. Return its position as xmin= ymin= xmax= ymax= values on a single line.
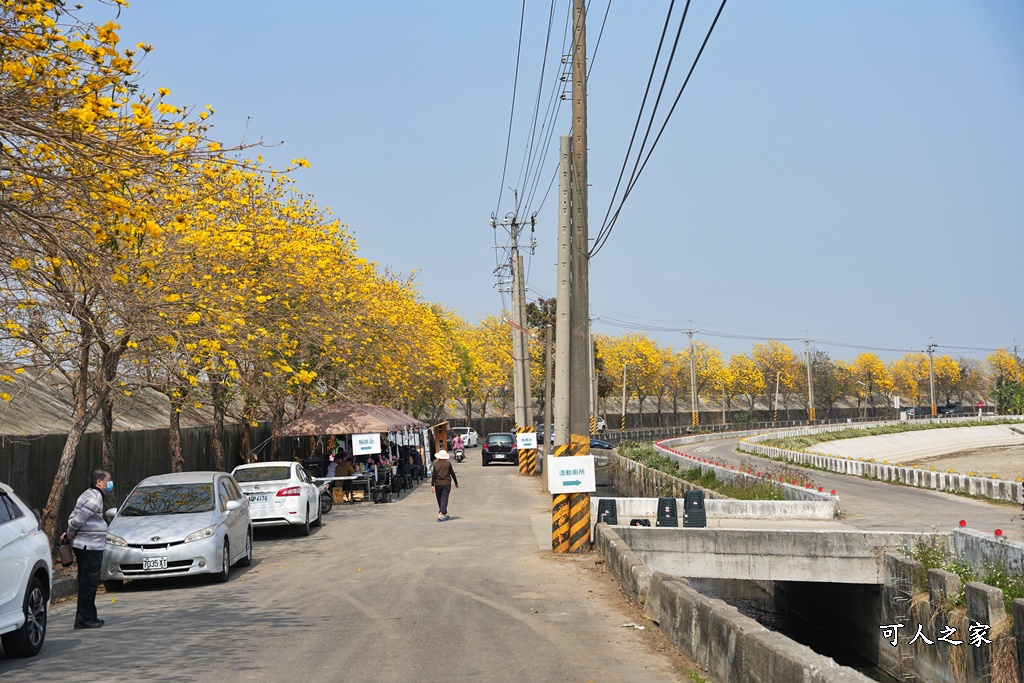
xmin=297 ymin=509 xmax=311 ymax=536
xmin=1 ymin=576 xmax=47 ymax=658
xmin=319 ymin=493 xmax=333 ymax=515
xmin=312 ymin=500 xmax=322 ymax=527
xmin=212 ymin=540 xmax=230 ymax=583
xmin=482 ymin=456 xmax=490 ymax=466
xmin=103 ymin=579 xmax=124 ymax=592
xmin=236 ymin=530 xmax=253 ymax=567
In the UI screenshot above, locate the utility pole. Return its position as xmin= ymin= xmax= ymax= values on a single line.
xmin=773 ymin=371 xmax=781 ymax=422
xmin=926 ymin=338 xmax=937 ymax=416
xmin=621 ymin=364 xmax=628 ymax=432
xmin=803 ymin=335 xmax=816 ymax=422
xmin=542 ymin=322 xmax=553 ymax=490
xmin=683 ymin=322 xmax=699 ymax=428
xmin=550 ymin=0 xmax=591 ymax=555
xmin=554 ymin=135 xmax=572 ymax=449
xmin=568 ymin=0 xmax=590 ymax=445
xmin=588 ymin=316 xmax=597 ymax=434
xmin=492 ymin=197 xmax=534 ymax=431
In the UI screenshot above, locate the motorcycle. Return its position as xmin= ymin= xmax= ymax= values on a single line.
xmin=453 ymin=447 xmax=465 ymax=463
xmin=317 ymin=479 xmax=333 ymax=514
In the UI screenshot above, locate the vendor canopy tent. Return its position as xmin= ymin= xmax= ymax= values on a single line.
xmin=278 ymin=403 xmax=425 ymax=436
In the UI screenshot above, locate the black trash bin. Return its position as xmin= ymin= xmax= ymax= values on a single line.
xmin=656 ymin=497 xmax=678 ymax=527
xmin=683 ymin=490 xmax=706 ymax=528
xmin=597 ymin=499 xmax=618 ymax=526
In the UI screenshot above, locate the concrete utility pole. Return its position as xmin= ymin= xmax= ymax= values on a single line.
xmin=773 ymin=371 xmax=781 ymax=422
xmin=803 ymin=335 xmax=816 ymax=422
xmin=550 ymin=0 xmax=591 ymax=556
xmin=568 ymin=0 xmax=590 ymax=443
xmin=683 ymin=323 xmax=699 ymax=428
xmin=621 ymin=364 xmax=628 ymax=432
xmin=553 ymin=135 xmax=572 ymax=448
xmin=493 ymin=200 xmax=534 ymax=431
xmin=927 ymin=339 xmax=937 ymax=416
xmin=542 ymin=322 xmax=553 ymax=490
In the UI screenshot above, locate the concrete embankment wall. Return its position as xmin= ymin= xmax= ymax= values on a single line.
xmin=878 ymin=550 xmax=1024 ymax=683
xmin=594 ymin=524 xmax=876 ymax=682
xmin=616 ymin=526 xmax=922 ymax=584
xmin=590 ymin=497 xmax=836 ymax=530
xmin=738 ymin=425 xmax=1024 ymax=504
xmin=609 ymin=449 xmax=840 ymax=508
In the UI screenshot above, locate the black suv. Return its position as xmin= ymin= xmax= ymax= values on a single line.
xmin=481 ymin=433 xmax=518 ymax=466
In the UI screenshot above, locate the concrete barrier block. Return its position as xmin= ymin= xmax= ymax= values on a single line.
xmin=1013 ymin=599 xmax=1024 ymax=683
xmin=643 ymin=571 xmax=681 ymax=623
xmin=691 ymin=592 xmax=732 ymax=670
xmin=654 ymin=578 xmax=699 ymax=659
xmin=706 ymin=601 xmax=769 ymax=683
xmin=743 ymin=630 xmax=835 ymax=683
xmin=809 ymin=667 xmax=877 ymax=683
xmin=966 ymin=581 xmax=1007 ymax=680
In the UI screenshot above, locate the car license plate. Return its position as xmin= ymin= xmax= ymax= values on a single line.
xmin=248 ymin=493 xmax=269 ymax=503
xmin=494 ymin=453 xmax=505 ymax=459
xmin=143 ymin=557 xmax=167 ymax=570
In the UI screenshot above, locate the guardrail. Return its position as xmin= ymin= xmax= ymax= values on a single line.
xmin=736 ymin=416 xmax=1024 ymax=504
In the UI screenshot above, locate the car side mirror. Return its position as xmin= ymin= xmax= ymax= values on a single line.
xmin=225 ymin=499 xmax=243 ymax=511
xmin=105 ymin=507 xmax=118 ymax=520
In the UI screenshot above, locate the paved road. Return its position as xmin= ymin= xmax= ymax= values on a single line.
xmin=0 ymin=458 xmax=685 ymax=682
xmin=685 ymin=438 xmax=1024 ymax=539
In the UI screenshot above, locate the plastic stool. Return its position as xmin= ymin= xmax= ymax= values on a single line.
xmin=656 ymin=497 xmax=678 ymax=527
xmin=597 ymin=499 xmax=618 ymax=526
xmin=683 ymin=490 xmax=706 ymax=528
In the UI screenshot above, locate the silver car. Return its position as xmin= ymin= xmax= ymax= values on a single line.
xmin=100 ymin=472 xmax=252 ymax=590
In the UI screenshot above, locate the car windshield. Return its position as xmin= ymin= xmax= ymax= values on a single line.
xmin=120 ymin=484 xmax=215 ymax=516
xmin=233 ymin=466 xmax=291 ymax=483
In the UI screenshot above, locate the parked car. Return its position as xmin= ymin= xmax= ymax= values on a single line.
xmin=232 ymin=461 xmax=322 ymax=536
xmin=481 ymin=433 xmax=519 ymax=466
xmin=448 ymin=426 xmax=479 ymax=448
xmin=0 ymin=482 xmax=51 ymax=658
xmin=590 ymin=438 xmax=614 ymax=450
xmin=593 ymin=416 xmax=606 ymax=433
xmin=101 ymin=472 xmax=253 ymax=590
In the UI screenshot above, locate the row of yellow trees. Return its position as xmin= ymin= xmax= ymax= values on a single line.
xmin=0 ymin=1 xmax=464 ymax=536
xmin=446 ymin=317 xmax=1022 ymax=427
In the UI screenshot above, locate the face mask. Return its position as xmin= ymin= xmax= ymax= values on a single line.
xmin=104 ymin=480 xmax=114 ymax=493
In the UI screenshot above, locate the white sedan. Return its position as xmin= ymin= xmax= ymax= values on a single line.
xmin=232 ymin=461 xmax=321 ymax=536
xmin=450 ymin=426 xmax=479 ymax=448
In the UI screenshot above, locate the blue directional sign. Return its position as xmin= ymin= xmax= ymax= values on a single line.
xmin=547 ymin=455 xmax=596 ymax=494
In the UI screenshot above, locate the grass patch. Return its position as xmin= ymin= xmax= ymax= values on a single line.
xmin=906 ymin=535 xmax=1024 ymax=614
xmin=618 ymin=441 xmax=788 ymax=500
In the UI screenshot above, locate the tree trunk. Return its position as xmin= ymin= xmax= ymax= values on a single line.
xmin=270 ymin=403 xmax=285 ymax=459
xmin=42 ymin=414 xmax=93 ymax=540
xmin=169 ymin=399 xmax=184 ymax=472
xmin=101 ymin=394 xmax=115 ymax=473
xmin=211 ymin=381 xmax=226 ymax=471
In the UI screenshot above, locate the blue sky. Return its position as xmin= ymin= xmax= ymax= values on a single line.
xmin=89 ymin=1 xmax=1023 ymax=361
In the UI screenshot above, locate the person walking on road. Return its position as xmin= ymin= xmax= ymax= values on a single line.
xmin=64 ymin=468 xmax=112 ymax=630
xmin=431 ymin=450 xmax=459 ymax=522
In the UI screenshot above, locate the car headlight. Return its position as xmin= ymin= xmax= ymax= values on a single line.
xmin=183 ymin=526 xmax=217 ymax=543
xmin=105 ymin=533 xmax=127 ymax=547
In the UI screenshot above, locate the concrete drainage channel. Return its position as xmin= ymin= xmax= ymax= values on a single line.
xmin=594 ymin=522 xmax=879 ymax=682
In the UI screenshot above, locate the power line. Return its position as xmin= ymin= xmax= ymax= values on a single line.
xmin=492 ymin=0 xmax=528 ymax=220
xmin=591 ymin=0 xmax=730 ymax=257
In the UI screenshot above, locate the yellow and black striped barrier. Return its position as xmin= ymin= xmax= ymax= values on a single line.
xmin=809 ymin=407 xmax=816 ymax=421
xmin=691 ymin=410 xmax=699 ymax=427
xmin=551 ymin=434 xmax=591 ymax=554
xmin=516 ymin=426 xmax=537 ymax=476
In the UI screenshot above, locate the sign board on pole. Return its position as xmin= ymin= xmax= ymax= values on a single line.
xmin=516 ymin=432 xmax=537 ymax=450
xmin=547 ymin=455 xmax=596 ymax=494
xmin=353 ymin=433 xmax=381 ymax=456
